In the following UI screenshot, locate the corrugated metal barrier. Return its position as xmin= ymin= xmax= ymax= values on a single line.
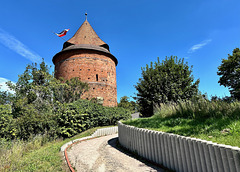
xmin=118 ymin=121 xmax=240 ymax=172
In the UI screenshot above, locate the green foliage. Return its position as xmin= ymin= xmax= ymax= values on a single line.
xmin=124 ymin=100 xmax=240 ymax=147
xmin=6 ymin=60 xmax=54 ymax=119
xmin=135 ymin=56 xmax=200 ymax=117
xmin=0 ymin=103 xmax=58 ymax=140
xmin=14 ymin=107 xmax=58 ymax=140
xmin=56 ymin=99 xmax=131 ymax=138
xmin=53 ymin=77 xmax=89 ymax=104
xmin=6 ymin=60 xmax=89 ymax=117
xmin=0 ymin=59 xmax=129 ymax=141
xmin=0 ymin=105 xmax=16 ymax=139
xmin=217 ymin=48 xmax=240 ymax=100
xmin=118 ymin=96 xmax=138 ymax=113
xmin=8 ymin=61 xmax=53 ymax=105
xmin=0 ymin=91 xmax=13 ymax=105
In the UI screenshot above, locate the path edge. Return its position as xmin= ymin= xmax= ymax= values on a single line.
xmin=61 ymin=126 xmax=118 ymax=172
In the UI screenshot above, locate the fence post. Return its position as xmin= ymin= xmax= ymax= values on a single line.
xmin=167 ymin=134 xmax=174 ymax=170
xmin=183 ymin=137 xmax=192 ymax=172
xmin=202 ymin=140 xmax=213 ymax=172
xmin=213 ymin=143 xmax=224 ymax=172
xmin=179 ymin=136 xmax=187 ymax=172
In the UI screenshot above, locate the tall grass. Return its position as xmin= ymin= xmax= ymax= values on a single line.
xmin=0 ymin=135 xmax=54 ymax=171
xmin=154 ymin=99 xmax=240 ymax=119
xmin=0 ymin=126 xmax=108 ymax=171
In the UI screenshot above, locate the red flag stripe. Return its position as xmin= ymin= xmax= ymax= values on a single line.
xmin=56 ymin=29 xmax=69 ymax=37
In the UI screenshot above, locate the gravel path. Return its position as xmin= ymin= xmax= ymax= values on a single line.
xmin=67 ymin=134 xmax=166 ymax=172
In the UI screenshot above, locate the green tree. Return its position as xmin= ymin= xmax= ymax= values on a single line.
xmin=118 ymin=96 xmax=137 ymax=113
xmin=217 ymin=48 xmax=240 ymax=100
xmin=2 ymin=59 xmax=89 ymax=139
xmin=135 ymin=56 xmax=200 ymax=117
xmin=0 ymin=91 xmax=13 ymax=105
xmin=7 ymin=60 xmax=89 ymax=113
xmin=52 ymin=77 xmax=89 ymax=104
xmin=5 ymin=60 xmax=52 ymax=116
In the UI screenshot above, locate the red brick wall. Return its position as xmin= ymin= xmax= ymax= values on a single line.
xmin=54 ymin=49 xmax=117 ymax=107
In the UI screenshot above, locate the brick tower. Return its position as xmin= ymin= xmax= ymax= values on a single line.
xmin=52 ymin=16 xmax=118 ymax=107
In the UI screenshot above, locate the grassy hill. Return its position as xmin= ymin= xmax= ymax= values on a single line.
xmin=124 ymin=100 xmax=240 ymax=147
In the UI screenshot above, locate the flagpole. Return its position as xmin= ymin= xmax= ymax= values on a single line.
xmin=52 ymin=31 xmax=67 ymax=42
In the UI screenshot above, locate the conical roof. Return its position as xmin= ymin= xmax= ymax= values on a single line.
xmin=53 ymin=18 xmax=118 ymax=66
xmin=64 ymin=19 xmax=110 ymax=51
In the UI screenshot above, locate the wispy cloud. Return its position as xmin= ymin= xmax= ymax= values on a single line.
xmin=0 ymin=28 xmax=42 ymax=63
xmin=0 ymin=77 xmax=15 ymax=93
xmin=188 ymin=39 xmax=212 ymax=53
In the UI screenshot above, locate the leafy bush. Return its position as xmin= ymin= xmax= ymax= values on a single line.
xmin=0 ymin=99 xmax=131 ymax=140
xmin=56 ymin=99 xmax=131 ymax=138
xmin=14 ymin=106 xmax=58 ymax=140
xmin=0 ymin=105 xmax=16 ymax=139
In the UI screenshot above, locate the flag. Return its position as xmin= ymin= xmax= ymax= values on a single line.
xmin=56 ymin=29 xmax=69 ymax=37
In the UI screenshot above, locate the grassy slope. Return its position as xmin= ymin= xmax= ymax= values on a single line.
xmin=124 ymin=116 xmax=240 ymax=148
xmin=1 ymin=126 xmax=113 ymax=172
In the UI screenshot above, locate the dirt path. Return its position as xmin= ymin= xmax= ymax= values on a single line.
xmin=67 ymin=134 xmax=166 ymax=172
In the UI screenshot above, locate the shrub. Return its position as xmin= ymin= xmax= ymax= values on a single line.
xmin=15 ymin=106 xmax=58 ymax=140
xmin=56 ymin=99 xmax=131 ymax=138
xmin=0 ymin=105 xmax=17 ymax=139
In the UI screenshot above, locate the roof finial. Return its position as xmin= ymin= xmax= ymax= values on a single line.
xmin=85 ymin=13 xmax=87 ymax=20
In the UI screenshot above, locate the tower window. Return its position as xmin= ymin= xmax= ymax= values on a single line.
xmin=96 ymin=74 xmax=98 ymax=81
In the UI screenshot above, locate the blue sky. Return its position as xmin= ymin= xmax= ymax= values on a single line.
xmin=0 ymin=0 xmax=240 ymax=102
